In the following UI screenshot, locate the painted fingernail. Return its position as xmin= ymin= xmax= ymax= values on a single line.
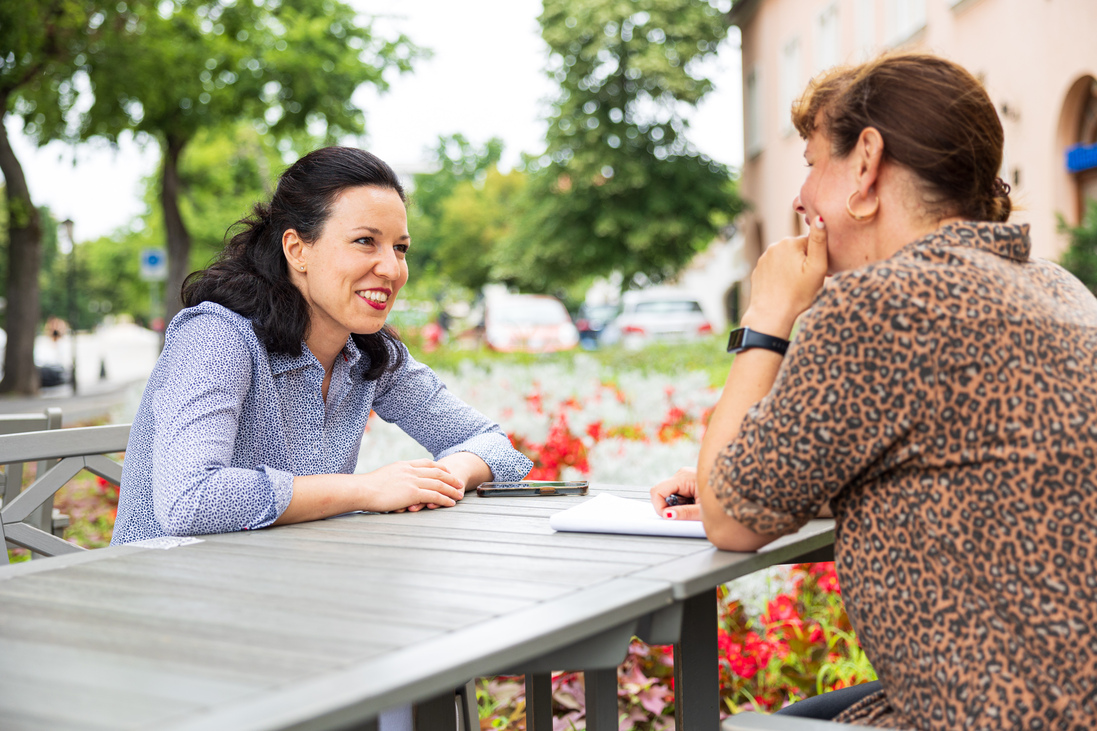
xmin=816 ymin=216 xmax=825 ymax=229
xmin=664 ymin=510 xmax=675 ymax=519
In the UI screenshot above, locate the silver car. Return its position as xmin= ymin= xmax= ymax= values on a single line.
xmin=602 ymin=289 xmax=713 ymax=349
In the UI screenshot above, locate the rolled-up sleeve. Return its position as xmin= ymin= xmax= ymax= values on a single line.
xmin=150 ymin=317 xmax=295 ymax=536
xmin=371 ymin=348 xmax=532 ymax=481
xmin=711 ymin=278 xmax=933 ymax=536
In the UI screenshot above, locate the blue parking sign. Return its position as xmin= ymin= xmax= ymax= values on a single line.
xmin=140 ymin=248 xmax=167 ymax=282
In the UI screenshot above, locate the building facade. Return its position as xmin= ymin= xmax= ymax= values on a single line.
xmin=729 ymin=0 xmax=1097 ymax=290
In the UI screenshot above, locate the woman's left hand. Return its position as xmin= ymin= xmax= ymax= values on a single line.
xmin=407 ymin=452 xmax=493 ymax=512
xmin=742 ymin=217 xmax=829 ymax=337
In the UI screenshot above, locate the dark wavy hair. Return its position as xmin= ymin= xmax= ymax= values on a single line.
xmin=181 ymin=146 xmax=407 ymax=380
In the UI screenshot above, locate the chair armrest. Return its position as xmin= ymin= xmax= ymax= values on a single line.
xmin=723 ymin=712 xmax=891 ymax=731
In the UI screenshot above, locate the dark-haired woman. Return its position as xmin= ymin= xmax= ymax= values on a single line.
xmin=652 ymin=53 xmax=1097 ymax=729
xmin=113 ymin=147 xmax=531 ymax=545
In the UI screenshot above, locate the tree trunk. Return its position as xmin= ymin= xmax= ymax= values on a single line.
xmin=161 ymin=135 xmax=191 ymax=327
xmin=0 ymin=112 xmax=42 ymax=395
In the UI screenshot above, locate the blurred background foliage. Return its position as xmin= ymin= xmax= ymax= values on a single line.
xmin=1059 ymin=200 xmax=1097 ymax=295
xmin=4 ymin=0 xmax=745 ymax=356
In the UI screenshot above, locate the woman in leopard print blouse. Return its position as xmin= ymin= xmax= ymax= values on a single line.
xmin=652 ymin=53 xmax=1096 ymax=729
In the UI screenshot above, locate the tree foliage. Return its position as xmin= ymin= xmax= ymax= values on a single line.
xmin=435 ymin=167 xmax=526 ymax=293
xmin=79 ymin=0 xmax=423 ymax=322
xmin=1060 ymin=200 xmax=1097 ymax=295
xmin=404 ymin=134 xmax=519 ymax=296
xmin=493 ymin=0 xmax=742 ymax=292
xmin=73 ymin=124 xmax=283 ymax=327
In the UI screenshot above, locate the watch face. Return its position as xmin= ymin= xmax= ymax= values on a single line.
xmin=727 ymin=328 xmax=746 ymax=352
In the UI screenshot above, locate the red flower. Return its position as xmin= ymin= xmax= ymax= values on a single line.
xmin=657 ymin=406 xmax=694 ymax=443
xmin=763 ymin=594 xmax=800 ymax=625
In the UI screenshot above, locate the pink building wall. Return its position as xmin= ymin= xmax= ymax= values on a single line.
xmin=731 ymin=0 xmax=1097 ymax=277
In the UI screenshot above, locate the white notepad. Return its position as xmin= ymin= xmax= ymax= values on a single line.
xmin=548 ymin=493 xmax=709 ymax=539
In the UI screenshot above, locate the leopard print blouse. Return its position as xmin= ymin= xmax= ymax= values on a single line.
xmin=714 ymin=221 xmax=1097 ymax=730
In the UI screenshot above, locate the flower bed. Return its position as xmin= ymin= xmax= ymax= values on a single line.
xmin=474 ymin=562 xmax=875 ymax=730
xmin=358 ymin=357 xmax=717 ymax=486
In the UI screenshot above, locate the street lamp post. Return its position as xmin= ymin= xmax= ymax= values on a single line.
xmin=60 ymin=219 xmax=77 ymax=393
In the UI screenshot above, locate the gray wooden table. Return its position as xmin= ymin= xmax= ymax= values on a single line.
xmin=0 ymin=483 xmax=833 ymax=731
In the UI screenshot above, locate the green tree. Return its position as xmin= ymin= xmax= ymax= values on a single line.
xmin=80 ymin=0 xmax=422 ymax=323
xmin=0 ymin=0 xmax=95 ymax=393
xmin=495 ymin=0 xmax=742 ymax=292
xmin=406 ymin=134 xmax=504 ymax=286
xmin=74 ymin=124 xmax=285 ymax=326
xmin=434 ymin=167 xmax=527 ymax=292
xmin=1060 ymin=200 xmax=1097 ymax=295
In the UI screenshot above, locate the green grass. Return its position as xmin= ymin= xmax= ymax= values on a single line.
xmin=408 ymin=332 xmax=733 ymax=388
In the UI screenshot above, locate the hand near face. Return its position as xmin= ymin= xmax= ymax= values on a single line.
xmin=743 ymin=217 xmax=830 ymax=337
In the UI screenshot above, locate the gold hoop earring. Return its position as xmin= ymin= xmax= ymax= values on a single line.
xmin=846 ymin=190 xmax=879 ymax=222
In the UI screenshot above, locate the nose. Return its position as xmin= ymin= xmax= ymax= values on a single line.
xmin=374 ymin=244 xmax=402 ymax=280
xmin=793 ymin=196 xmax=806 ymax=215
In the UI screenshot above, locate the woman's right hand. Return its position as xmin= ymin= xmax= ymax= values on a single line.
xmin=359 ymin=458 xmax=465 ymax=513
xmin=650 ymin=467 xmax=701 ymax=521
xmin=742 ymin=217 xmax=829 ymax=338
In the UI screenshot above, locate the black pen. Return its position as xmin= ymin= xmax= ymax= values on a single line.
xmin=665 ymin=493 xmax=695 ymax=506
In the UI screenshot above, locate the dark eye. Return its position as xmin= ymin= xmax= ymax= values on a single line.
xmin=395 ymin=243 xmax=410 ymax=254
xmin=355 ymin=236 xmax=374 ymax=246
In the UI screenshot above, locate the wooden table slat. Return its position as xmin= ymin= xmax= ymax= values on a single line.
xmin=160 ymin=578 xmax=674 ymax=731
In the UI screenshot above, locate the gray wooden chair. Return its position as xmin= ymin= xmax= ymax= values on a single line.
xmin=0 ymin=408 xmax=64 ymax=537
xmin=1 ymin=423 xmax=131 ymax=562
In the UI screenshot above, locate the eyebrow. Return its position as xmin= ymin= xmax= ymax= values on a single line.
xmin=352 ymin=225 xmax=410 ymax=241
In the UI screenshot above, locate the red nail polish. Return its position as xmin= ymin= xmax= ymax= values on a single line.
xmin=664 ymin=510 xmax=674 ymax=519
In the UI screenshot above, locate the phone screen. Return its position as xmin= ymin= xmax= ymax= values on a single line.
xmin=476 ymin=480 xmax=589 ymax=497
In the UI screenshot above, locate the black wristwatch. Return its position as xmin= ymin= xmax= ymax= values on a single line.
xmin=726 ymin=327 xmax=790 ymax=356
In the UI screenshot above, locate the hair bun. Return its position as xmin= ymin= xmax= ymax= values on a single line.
xmin=990 ymin=176 xmax=1012 ymax=222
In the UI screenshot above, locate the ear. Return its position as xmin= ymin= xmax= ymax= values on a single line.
xmin=282 ymin=229 xmax=306 ymax=272
xmin=853 ymin=127 xmax=885 ymax=197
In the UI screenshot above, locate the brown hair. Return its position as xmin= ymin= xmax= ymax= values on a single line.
xmin=792 ymin=53 xmax=1011 ymax=223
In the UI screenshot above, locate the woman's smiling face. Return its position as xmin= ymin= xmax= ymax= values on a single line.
xmin=292 ymin=185 xmax=409 ymax=351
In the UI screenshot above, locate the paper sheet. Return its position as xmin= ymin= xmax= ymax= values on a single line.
xmin=125 ymin=536 xmax=204 ymax=550
xmin=548 ymin=493 xmax=708 ymax=539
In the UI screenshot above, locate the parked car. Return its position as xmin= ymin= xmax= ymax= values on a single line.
xmin=602 ymin=289 xmax=713 ymax=349
xmin=0 ymin=328 xmax=73 ymax=388
xmin=574 ymin=302 xmax=621 ymax=348
xmin=483 ymin=294 xmax=580 ymax=353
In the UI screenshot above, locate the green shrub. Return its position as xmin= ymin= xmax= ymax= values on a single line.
xmin=1059 ymin=200 xmax=1097 ymax=295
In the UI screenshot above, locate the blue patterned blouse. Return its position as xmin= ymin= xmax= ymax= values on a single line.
xmin=112 ymin=302 xmax=532 ymax=544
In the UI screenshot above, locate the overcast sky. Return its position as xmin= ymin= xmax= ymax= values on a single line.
xmin=6 ymin=0 xmax=744 ymax=242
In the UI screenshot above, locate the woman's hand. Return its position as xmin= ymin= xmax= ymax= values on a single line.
xmin=361 ymin=458 xmax=466 ymax=513
xmin=276 ymin=460 xmax=466 ymax=526
xmin=742 ymin=217 xmax=829 ymax=338
xmin=651 ymin=467 xmax=701 ymax=521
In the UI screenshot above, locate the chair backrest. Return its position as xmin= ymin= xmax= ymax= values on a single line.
xmin=0 ymin=408 xmax=62 ymax=508
xmin=1 ymin=423 xmax=131 ymax=561
xmin=0 ymin=408 xmax=62 ymax=565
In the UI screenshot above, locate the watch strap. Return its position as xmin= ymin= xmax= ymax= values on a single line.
xmin=726 ymin=327 xmax=790 ymax=356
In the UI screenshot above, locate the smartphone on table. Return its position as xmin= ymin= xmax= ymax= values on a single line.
xmin=476 ymin=480 xmax=589 ymax=497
